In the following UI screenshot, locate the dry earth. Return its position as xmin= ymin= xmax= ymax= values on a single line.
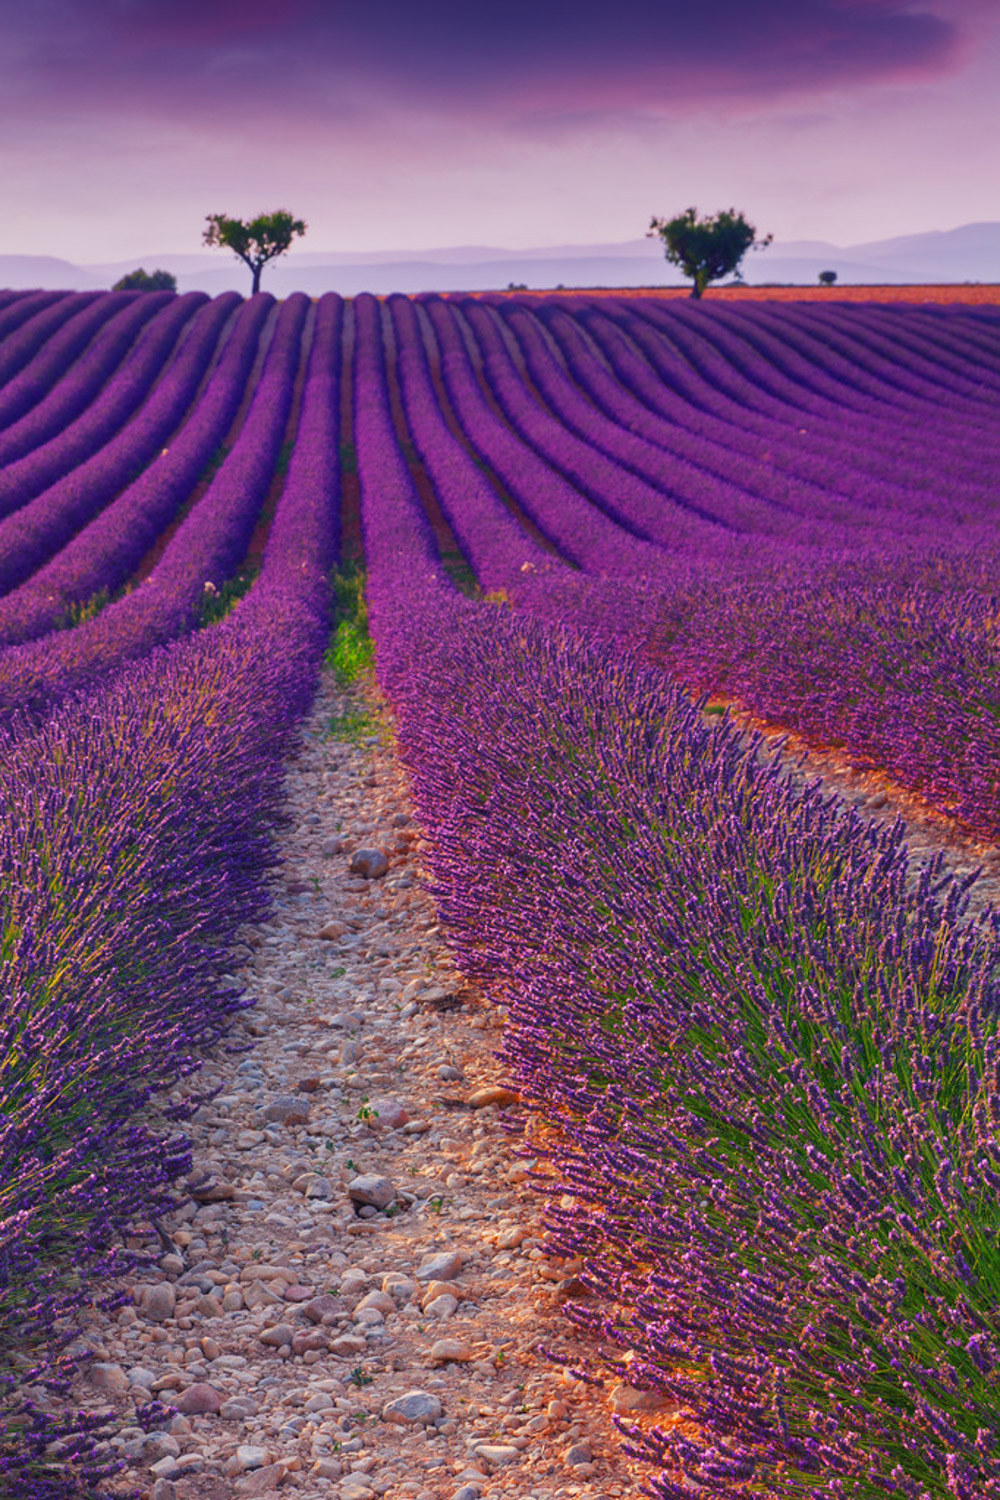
xmin=35 ymin=669 xmax=649 ymax=1500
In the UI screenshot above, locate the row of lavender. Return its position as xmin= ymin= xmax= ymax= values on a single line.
xmin=352 ymin=292 xmax=1000 ymax=1496
xmin=379 ymin=292 xmax=1000 ymax=840
xmin=355 ymin=434 xmax=1000 ymax=1500
xmin=0 ymin=295 xmax=340 ymax=1496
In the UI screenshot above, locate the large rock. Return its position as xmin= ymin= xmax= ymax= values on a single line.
xmin=424 ymin=1293 xmax=459 ymax=1320
xmin=316 ymin=919 xmax=347 ymax=940
xmin=609 ymin=1381 xmax=676 ymax=1414
xmin=235 ymin=1444 xmax=269 ymax=1471
xmin=347 ymin=1174 xmax=395 ymax=1210
xmin=172 ymin=1383 xmax=222 ymax=1415
xmin=367 ymin=1096 xmax=408 ymax=1129
xmin=263 ymin=1095 xmax=311 ymax=1126
xmin=140 ymin=1283 xmax=176 ymax=1322
xmin=468 ymin=1085 xmax=519 ymax=1109
xmin=340 ymin=1477 xmax=375 ymax=1500
xmin=417 ymin=1250 xmax=463 ymax=1282
xmin=429 ymin=1338 xmax=475 ymax=1365
xmin=381 ymin=1390 xmax=443 ymax=1426
xmin=475 ymin=1444 xmax=520 ymax=1467
xmin=329 ymin=1333 xmax=367 ymax=1357
xmin=235 ymin=1463 xmax=288 ymax=1495
xmin=302 ymin=1293 xmax=344 ymax=1324
xmin=355 ymin=1290 xmax=396 ymax=1316
xmin=350 ymin=848 xmax=389 ymax=879
xmin=220 ymin=1397 xmax=259 ymax=1420
xmin=259 ymin=1323 xmax=295 ymax=1349
xmin=292 ymin=1172 xmax=333 ymax=1198
xmin=88 ymin=1362 xmax=129 ymax=1395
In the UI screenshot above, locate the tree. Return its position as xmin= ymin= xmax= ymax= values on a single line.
xmin=647 ymin=207 xmax=773 ymax=299
xmin=202 ymin=210 xmax=306 ymax=295
xmin=818 ymin=269 xmax=838 ymax=286
xmin=112 ymin=267 xmax=177 ymax=292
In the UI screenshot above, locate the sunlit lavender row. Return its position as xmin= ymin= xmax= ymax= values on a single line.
xmin=1 ymin=284 xmax=998 ymax=1498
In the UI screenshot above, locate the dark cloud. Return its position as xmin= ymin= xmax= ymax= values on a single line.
xmin=0 ymin=0 xmax=970 ymax=126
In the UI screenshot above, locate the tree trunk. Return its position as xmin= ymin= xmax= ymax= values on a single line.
xmin=690 ymin=278 xmax=703 ymax=299
xmin=251 ymin=265 xmax=262 ymax=295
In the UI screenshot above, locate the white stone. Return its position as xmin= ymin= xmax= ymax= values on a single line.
xmin=381 ymin=1390 xmax=443 ymax=1426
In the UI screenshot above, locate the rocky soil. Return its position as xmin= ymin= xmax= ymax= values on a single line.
xmin=39 ymin=670 xmax=650 ymax=1500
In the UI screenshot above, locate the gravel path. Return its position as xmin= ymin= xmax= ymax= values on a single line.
xmin=49 ymin=669 xmax=644 ymax=1500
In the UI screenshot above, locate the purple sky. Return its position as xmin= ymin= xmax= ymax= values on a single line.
xmin=1 ymin=0 xmax=997 ymax=259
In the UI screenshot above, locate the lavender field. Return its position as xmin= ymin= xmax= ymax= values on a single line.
xmin=4 ymin=284 xmax=1000 ymax=1499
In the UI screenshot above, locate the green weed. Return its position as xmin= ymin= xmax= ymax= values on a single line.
xmin=323 ymin=710 xmax=375 ymax=745
xmin=198 ymin=570 xmax=259 ymax=627
xmin=58 ymin=587 xmax=112 ymax=630
xmin=326 ymin=620 xmax=373 ymax=684
xmin=324 ymin=561 xmax=373 ymax=684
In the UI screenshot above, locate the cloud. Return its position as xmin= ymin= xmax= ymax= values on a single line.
xmin=0 ymin=0 xmax=971 ymax=130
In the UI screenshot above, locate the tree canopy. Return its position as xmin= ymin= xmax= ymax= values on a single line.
xmin=202 ymin=210 xmax=306 ymax=295
xmin=818 ymin=269 xmax=838 ymax=286
xmin=647 ymin=207 xmax=772 ymax=298
xmin=112 ymin=267 xmax=177 ymax=292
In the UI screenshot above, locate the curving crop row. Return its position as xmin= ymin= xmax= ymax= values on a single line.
xmin=388 ymin=295 xmax=568 ymax=586
xmin=418 ymin=296 xmax=678 ymax=578
xmin=0 ymin=293 xmax=306 ymax=723
xmin=496 ymin=299 xmax=870 ymax=542
xmin=0 ymin=293 xmax=169 ymax=465
xmin=357 ymin=427 xmax=1000 ymax=1497
xmin=0 ymin=293 xmax=221 ymax=597
xmin=0 ymin=293 xmax=260 ymax=647
xmin=0 ymin=293 xmax=103 ymax=400
xmin=558 ymin=302 xmax=993 ymax=529
xmin=0 ymin=295 xmax=340 ymax=1500
xmin=0 ymin=293 xmax=199 ymax=525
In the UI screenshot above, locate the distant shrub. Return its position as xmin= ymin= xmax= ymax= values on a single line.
xmin=506 ymin=281 xmax=528 ymax=291
xmin=112 ymin=267 xmax=177 ymax=292
xmin=818 ymin=269 xmax=838 ymax=286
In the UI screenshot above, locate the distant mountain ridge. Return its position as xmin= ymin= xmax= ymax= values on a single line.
xmin=0 ymin=223 xmax=997 ymax=295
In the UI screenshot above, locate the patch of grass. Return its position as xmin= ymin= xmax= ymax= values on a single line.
xmin=324 ymin=561 xmax=374 ymax=685
xmin=56 ymin=582 xmax=135 ymax=632
xmin=197 ymin=569 xmax=259 ymax=628
xmin=440 ymin=548 xmax=480 ymax=599
xmin=339 ymin=438 xmax=357 ymax=474
xmin=324 ymin=710 xmax=375 ymax=745
xmin=326 ymin=620 xmax=373 ymax=684
xmin=58 ymin=586 xmax=112 ymax=630
xmin=274 ymin=437 xmax=294 ymax=478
